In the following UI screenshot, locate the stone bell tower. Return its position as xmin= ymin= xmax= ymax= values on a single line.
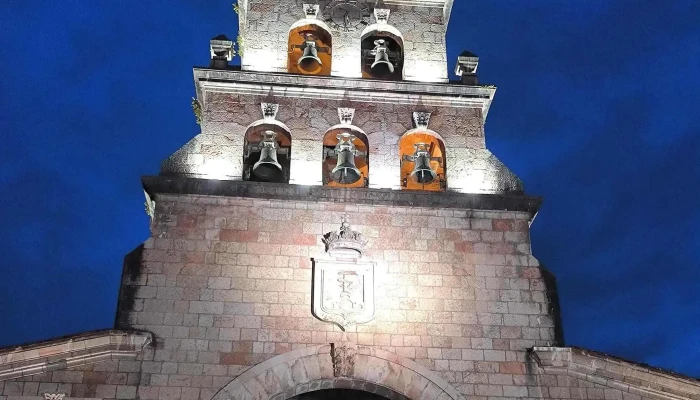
xmin=4 ymin=2 xmax=699 ymax=400
xmin=161 ymin=0 xmax=521 ymax=194
xmin=135 ymin=1 xmax=550 ymax=399
xmin=136 ymin=0 xmax=549 ymax=398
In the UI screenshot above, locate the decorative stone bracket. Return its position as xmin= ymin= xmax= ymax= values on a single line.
xmin=413 ymin=111 xmax=432 ymax=129
xmin=261 ymin=102 xmax=279 ymax=121
xmin=338 ymin=108 xmax=355 ymax=126
xmin=374 ymin=8 xmax=390 ymax=24
xmin=303 ymin=3 xmax=320 ymax=19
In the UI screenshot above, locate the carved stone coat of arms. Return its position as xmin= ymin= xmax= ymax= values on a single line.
xmin=312 ymin=216 xmax=375 ymax=330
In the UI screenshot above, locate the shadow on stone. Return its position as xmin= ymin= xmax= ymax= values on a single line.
xmin=540 ymin=264 xmax=565 ymax=346
xmin=114 ymin=244 xmax=144 ymax=329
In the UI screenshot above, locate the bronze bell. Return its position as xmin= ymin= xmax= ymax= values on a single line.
xmin=331 ymin=133 xmax=362 ymax=184
xmin=252 ymin=131 xmax=285 ymax=182
xmin=298 ymin=34 xmax=322 ymax=73
xmin=370 ymin=39 xmax=394 ymax=76
xmin=409 ymin=143 xmax=437 ymax=184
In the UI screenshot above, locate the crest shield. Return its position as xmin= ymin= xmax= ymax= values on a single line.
xmin=312 ymin=259 xmax=374 ymax=331
xmin=312 ymin=215 xmax=375 ymax=331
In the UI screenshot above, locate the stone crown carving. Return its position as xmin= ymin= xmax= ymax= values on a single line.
xmin=323 ymin=216 xmax=368 ymax=259
xmin=44 ymin=394 xmax=65 ymax=400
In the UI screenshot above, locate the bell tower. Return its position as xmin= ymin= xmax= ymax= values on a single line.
xmin=4 ymin=3 xmax=700 ymax=400
xmin=162 ymin=0 xmax=522 ymax=193
xmin=136 ymin=1 xmax=552 ymax=399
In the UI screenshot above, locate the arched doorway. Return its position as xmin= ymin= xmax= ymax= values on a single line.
xmin=211 ymin=344 xmax=465 ymax=400
xmin=288 ymin=388 xmax=403 ymax=399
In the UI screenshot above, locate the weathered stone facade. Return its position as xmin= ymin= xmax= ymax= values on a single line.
xmin=166 ymin=70 xmax=520 ymax=193
xmin=3 ymin=186 xmax=699 ymax=399
xmin=2 ymin=1 xmax=699 ymax=400
xmin=239 ymin=0 xmax=453 ymax=82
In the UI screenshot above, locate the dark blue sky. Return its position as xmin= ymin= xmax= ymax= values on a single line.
xmin=1 ymin=0 xmax=698 ymax=377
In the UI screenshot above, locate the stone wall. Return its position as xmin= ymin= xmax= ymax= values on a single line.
xmin=239 ymin=0 xmax=450 ymax=82
xmin=119 ymin=192 xmax=552 ymax=399
xmin=3 ymin=190 xmax=697 ymax=400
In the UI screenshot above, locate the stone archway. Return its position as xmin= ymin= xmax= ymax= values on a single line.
xmin=289 ymin=388 xmax=405 ymax=399
xmin=211 ymin=344 xmax=465 ymax=400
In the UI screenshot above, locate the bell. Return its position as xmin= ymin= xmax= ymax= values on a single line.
xmin=298 ymin=35 xmax=322 ymax=74
xmin=370 ymin=39 xmax=394 ymax=76
xmin=331 ymin=133 xmax=362 ymax=184
xmin=252 ymin=131 xmax=285 ymax=182
xmin=410 ymin=143 xmax=437 ymax=184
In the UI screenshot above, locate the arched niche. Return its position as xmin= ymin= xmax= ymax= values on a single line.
xmin=322 ymin=125 xmax=369 ymax=188
xmin=243 ymin=120 xmax=292 ymax=183
xmin=288 ymin=20 xmax=333 ymax=76
xmin=360 ymin=24 xmax=404 ymax=80
xmin=399 ymin=129 xmax=446 ymax=191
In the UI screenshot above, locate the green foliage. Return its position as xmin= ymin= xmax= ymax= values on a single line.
xmin=232 ymin=1 xmax=244 ymax=57
xmin=191 ymin=97 xmax=203 ymax=125
xmin=237 ymin=34 xmax=244 ymax=57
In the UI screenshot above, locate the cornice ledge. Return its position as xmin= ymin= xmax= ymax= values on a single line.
xmin=530 ymin=347 xmax=700 ymax=400
xmin=143 ymin=176 xmax=541 ymax=218
xmin=382 ymin=0 xmax=453 ymax=22
xmin=0 ymin=330 xmax=152 ymax=382
xmin=193 ymin=69 xmax=496 ymax=120
xmin=383 ymin=0 xmax=446 ymax=7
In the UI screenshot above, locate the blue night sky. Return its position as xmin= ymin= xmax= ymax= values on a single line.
xmin=1 ymin=0 xmax=699 ymax=377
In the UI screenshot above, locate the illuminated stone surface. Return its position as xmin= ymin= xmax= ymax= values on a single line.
xmin=238 ymin=1 xmax=452 ymax=82
xmin=2 ymin=1 xmax=700 ymax=400
xmin=165 ymin=69 xmax=517 ymax=193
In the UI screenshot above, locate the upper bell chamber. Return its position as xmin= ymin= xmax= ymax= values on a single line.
xmin=172 ymin=1 xmax=525 ymax=195
xmin=236 ymin=0 xmax=453 ymax=82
